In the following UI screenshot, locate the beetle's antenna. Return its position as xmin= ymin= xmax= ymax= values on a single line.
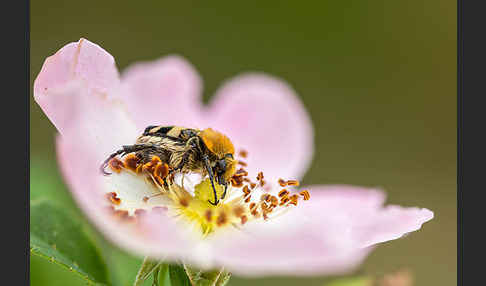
xmin=202 ymin=154 xmax=219 ymax=205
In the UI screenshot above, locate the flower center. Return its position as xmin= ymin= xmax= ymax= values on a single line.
xmin=104 ymin=152 xmax=310 ymax=237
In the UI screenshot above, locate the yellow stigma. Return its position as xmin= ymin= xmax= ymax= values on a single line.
xmin=194 ymin=179 xmax=225 ymax=204
xmin=173 ymin=179 xmax=233 ymax=236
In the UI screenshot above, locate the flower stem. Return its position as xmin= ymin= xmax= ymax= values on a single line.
xmin=133 ymin=257 xmax=163 ymax=286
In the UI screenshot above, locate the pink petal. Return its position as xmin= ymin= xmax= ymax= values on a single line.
xmin=207 ymin=185 xmax=433 ymax=276
xmin=301 ymin=185 xmax=434 ymax=248
xmin=34 ymin=38 xmax=120 ymax=134
xmin=205 ymin=74 xmax=314 ymax=183
xmin=118 ymin=56 xmax=204 ymax=130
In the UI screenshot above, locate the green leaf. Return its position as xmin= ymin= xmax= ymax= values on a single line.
xmin=31 ymin=254 xmax=93 ymax=286
xmin=30 ymin=200 xmax=110 ymax=285
xmin=183 ymin=265 xmax=231 ymax=286
xmin=169 ymin=264 xmax=192 ymax=286
xmin=133 ymin=257 xmax=163 ymax=286
xmin=158 ymin=264 xmax=171 ymax=286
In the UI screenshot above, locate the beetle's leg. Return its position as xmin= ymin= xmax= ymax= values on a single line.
xmin=221 ymin=183 xmax=228 ymax=200
xmin=202 ymin=154 xmax=219 ymax=205
xmin=100 ymin=144 xmax=156 ymax=175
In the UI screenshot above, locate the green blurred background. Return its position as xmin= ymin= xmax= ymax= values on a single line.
xmin=30 ymin=1 xmax=456 ymax=285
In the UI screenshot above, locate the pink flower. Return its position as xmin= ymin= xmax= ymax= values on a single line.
xmin=33 ymin=38 xmax=433 ymax=277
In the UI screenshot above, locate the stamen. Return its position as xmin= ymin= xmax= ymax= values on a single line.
xmin=106 ymin=192 xmax=121 ymax=205
xmin=152 ymin=162 xmax=170 ymax=186
xmin=242 ymin=185 xmax=251 ymax=195
xmin=260 ymin=193 xmax=271 ymax=202
xmin=279 ymin=196 xmax=290 ymax=206
xmin=238 ymin=149 xmax=248 ymax=158
xmin=278 ymin=178 xmax=287 ymax=187
xmin=260 ymin=201 xmax=271 ymax=212
xmin=154 ymin=162 xmax=169 ymax=179
xmin=109 ymin=158 xmax=124 ymax=173
xmin=142 ymin=156 xmax=162 ymax=174
xmin=256 ymin=172 xmax=264 ymax=181
xmin=232 ymin=178 xmax=244 ymax=188
xmin=179 ymin=197 xmax=189 ymax=207
xmin=124 ymin=154 xmax=140 ymax=171
xmin=135 ymin=164 xmax=144 ymax=174
xmin=289 ymin=194 xmax=299 ymax=206
xmin=216 ymin=212 xmax=228 ymax=226
xmin=251 ymin=209 xmax=260 ymax=218
xmin=278 ymin=189 xmax=289 ymax=198
xmin=286 ymin=179 xmax=299 ymax=187
xmin=240 ymin=215 xmax=248 ymax=225
xmin=204 ymin=209 xmax=213 ymax=222
xmin=237 ymin=160 xmax=248 ymax=167
xmin=234 ymin=168 xmax=248 ymax=177
xmin=244 ymin=195 xmax=252 ymax=203
xmin=233 ymin=206 xmax=245 ymax=217
xmin=270 ymin=196 xmax=279 ymax=207
xmin=299 ymin=190 xmax=310 ymax=200
xmin=260 ymin=179 xmax=266 ymax=187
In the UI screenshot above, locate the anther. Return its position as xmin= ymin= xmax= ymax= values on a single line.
xmin=238 ymin=160 xmax=248 ymax=167
xmin=109 ymin=158 xmax=125 ymax=173
xmin=242 ymin=185 xmax=251 ymax=195
xmin=251 ymin=209 xmax=260 ymax=218
xmin=286 ymin=179 xmax=300 ymax=187
xmin=244 ymin=195 xmax=252 ymax=203
xmin=216 ymin=212 xmax=228 ymax=226
xmin=260 ymin=201 xmax=270 ymax=211
xmin=234 ymin=169 xmax=248 ymax=177
xmin=238 ymin=149 xmax=248 ymax=158
xmin=278 ymin=189 xmax=289 ymax=198
xmin=155 ymin=162 xmax=169 ymax=179
xmin=278 ymin=178 xmax=287 ymax=187
xmin=124 ymin=154 xmax=140 ymax=171
xmin=289 ymin=194 xmax=299 ymax=206
xmin=249 ymin=202 xmax=257 ymax=210
xmin=257 ymin=172 xmax=264 ymax=181
xmin=233 ymin=206 xmax=245 ymax=217
xmin=135 ymin=164 xmax=144 ymax=174
xmin=179 ymin=198 xmax=189 ymax=207
xmin=270 ymin=196 xmax=279 ymax=207
xmin=232 ymin=179 xmax=244 ymax=188
xmin=107 ymin=192 xmax=121 ymax=205
xmin=204 ymin=210 xmax=213 ymax=222
xmin=240 ymin=215 xmax=248 ymax=225
xmin=299 ymin=190 xmax=310 ymax=200
xmin=260 ymin=194 xmax=271 ymax=202
xmin=279 ymin=197 xmax=290 ymax=206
